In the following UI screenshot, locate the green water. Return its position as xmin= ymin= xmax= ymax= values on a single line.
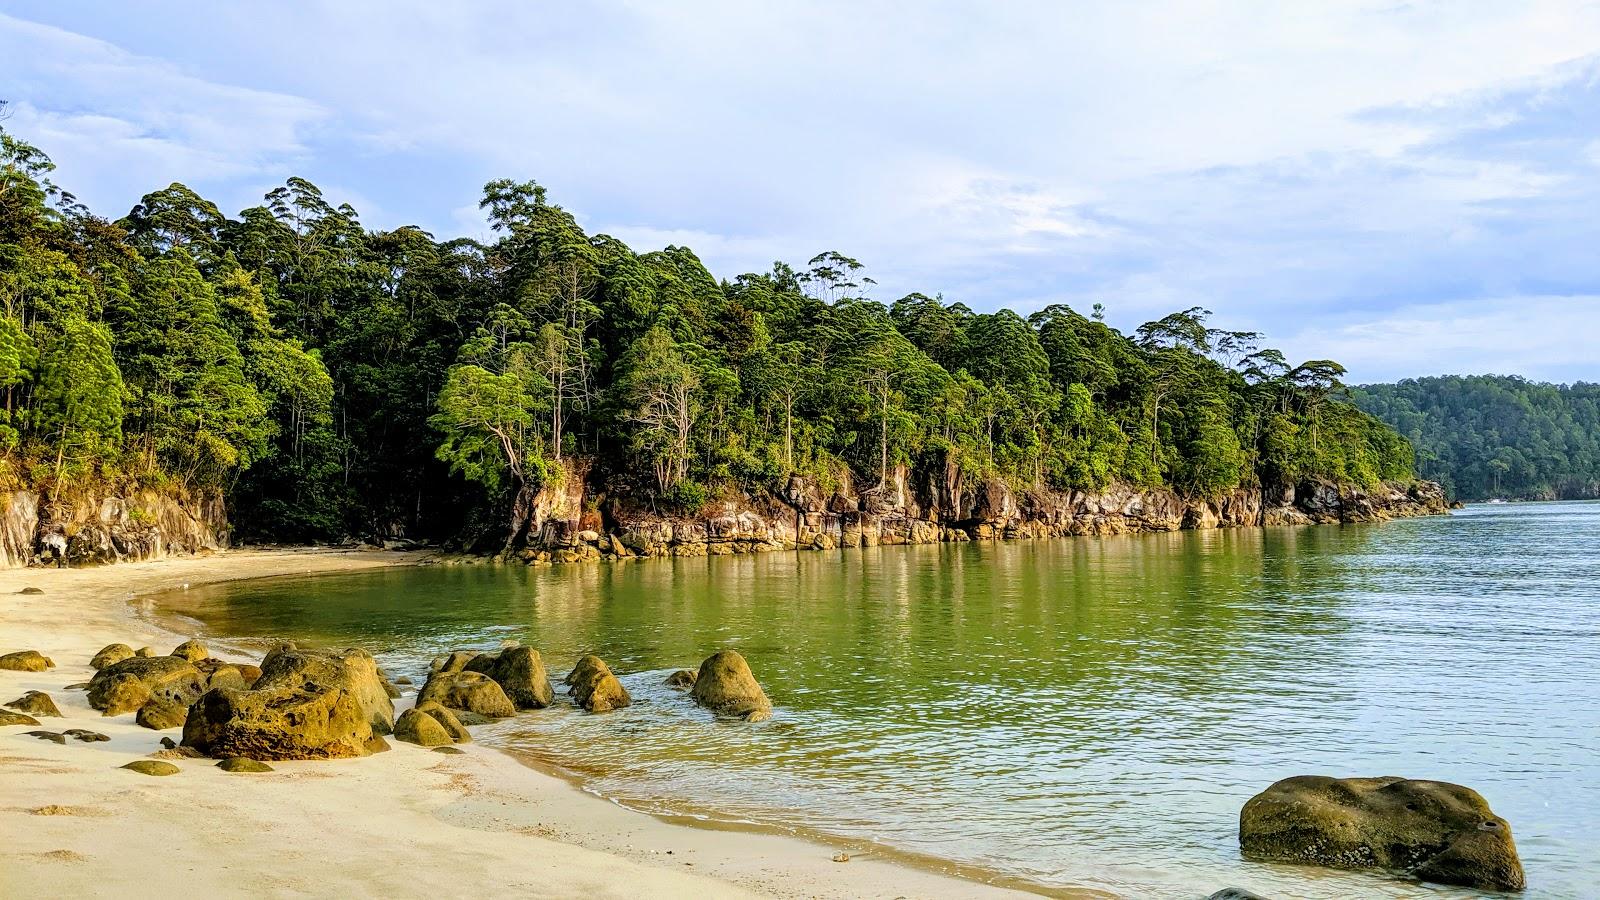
xmin=154 ymin=503 xmax=1600 ymax=898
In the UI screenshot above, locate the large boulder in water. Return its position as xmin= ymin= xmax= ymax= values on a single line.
xmin=690 ymin=650 xmax=771 ymax=721
xmin=254 ymin=646 xmax=394 ymax=736
xmin=182 ymin=681 xmax=387 ymax=760
xmin=88 ymin=656 xmax=204 ymax=714
xmin=465 ymin=646 xmax=553 ymax=710
xmin=1239 ymin=775 xmax=1524 ymax=891
xmin=567 ymin=657 xmax=631 ymax=713
xmin=416 ymin=671 xmax=516 ymax=718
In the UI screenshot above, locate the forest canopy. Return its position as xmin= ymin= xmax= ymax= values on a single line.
xmin=0 ymin=109 xmax=1414 ymax=542
xmin=1354 ymin=376 xmax=1600 ymax=501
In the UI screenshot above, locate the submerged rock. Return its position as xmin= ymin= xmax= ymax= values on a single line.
xmin=567 ymin=657 xmax=631 ymax=713
xmin=90 ymin=643 xmax=136 ymax=671
xmin=121 ymin=760 xmax=179 ymax=776
xmin=393 ymin=708 xmax=453 ymax=747
xmin=564 ymin=654 xmax=607 ymax=686
xmin=1239 ymin=775 xmax=1524 ymax=892
xmin=88 ymin=656 xmax=204 ymax=715
xmin=690 ymin=650 xmax=771 ymax=721
xmin=664 ymin=669 xmax=697 ymax=689
xmin=216 ymin=756 xmax=273 ymax=773
xmin=6 ymin=691 xmax=62 ymax=718
xmin=465 ymin=645 xmax=554 ymax=709
xmin=0 ymin=650 xmax=54 ymax=672
xmin=135 ymin=699 xmax=188 ymax=731
xmin=416 ymin=671 xmax=515 ymax=718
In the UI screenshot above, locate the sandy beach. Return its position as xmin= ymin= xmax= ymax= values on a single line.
xmin=0 ymin=548 xmax=1042 ymax=899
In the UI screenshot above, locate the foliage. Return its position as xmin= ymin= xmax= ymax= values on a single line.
xmin=0 ymin=111 xmax=1418 ymax=542
xmin=1354 ymin=376 xmax=1600 ymax=500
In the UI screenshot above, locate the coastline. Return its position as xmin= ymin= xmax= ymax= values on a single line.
xmin=0 ymin=548 xmax=1048 ymax=899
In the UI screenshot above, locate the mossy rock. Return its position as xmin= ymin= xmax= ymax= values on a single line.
xmin=690 ymin=650 xmax=772 ymax=721
xmin=568 ymin=658 xmax=631 ymax=713
xmin=205 ymin=665 xmax=250 ymax=692
xmin=0 ymin=650 xmax=54 ymax=672
xmin=466 ymin=645 xmax=554 ymax=710
xmin=431 ymin=650 xmax=478 ymax=674
xmin=393 ymin=708 xmax=453 ymax=746
xmin=255 ymin=647 xmax=394 ymax=736
xmin=414 ymin=701 xmax=471 ymax=743
xmin=90 ymin=643 xmax=136 ymax=671
xmin=170 ymin=640 xmax=209 ymax=663
xmin=89 ymin=657 xmax=204 ymax=716
xmin=416 ymin=671 xmax=515 ymax=718
xmin=183 ymin=681 xmax=387 ymax=761
xmin=1239 ymin=775 xmax=1524 ymax=892
xmin=216 ymin=756 xmax=273 ymax=773
xmin=135 ymin=699 xmax=189 ymax=730
xmin=664 ymin=669 xmax=697 ymax=689
xmin=564 ymin=654 xmax=607 ymax=686
xmin=26 ymin=730 xmax=65 ymax=744
xmin=0 ymin=709 xmax=41 ymax=727
xmin=5 ymin=691 xmax=62 ymax=718
xmin=135 ymin=647 xmax=157 ymax=658
xmin=121 ymin=760 xmax=180 ymax=776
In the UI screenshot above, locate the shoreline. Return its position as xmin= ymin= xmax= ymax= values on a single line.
xmin=0 ymin=548 xmax=1050 ymax=899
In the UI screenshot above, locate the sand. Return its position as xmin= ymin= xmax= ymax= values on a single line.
xmin=0 ymin=548 xmax=1042 ymax=899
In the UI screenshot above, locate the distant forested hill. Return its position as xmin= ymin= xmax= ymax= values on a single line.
xmin=1353 ymin=376 xmax=1600 ymax=501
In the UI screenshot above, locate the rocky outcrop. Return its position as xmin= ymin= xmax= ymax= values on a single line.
xmin=495 ymin=459 xmax=1448 ymax=566
xmin=88 ymin=656 xmax=204 ymax=715
xmin=1239 ymin=775 xmax=1524 ymax=892
xmin=0 ymin=486 xmax=226 ymax=569
xmin=690 ymin=650 xmax=771 ymax=722
xmin=182 ymin=680 xmax=388 ymax=760
xmin=255 ymin=647 xmax=394 ymax=737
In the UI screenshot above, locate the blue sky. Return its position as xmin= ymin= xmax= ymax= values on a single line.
xmin=4 ymin=1 xmax=1599 ymax=383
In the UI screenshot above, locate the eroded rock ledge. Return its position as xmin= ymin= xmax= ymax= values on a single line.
xmin=503 ymin=462 xmax=1448 ymax=565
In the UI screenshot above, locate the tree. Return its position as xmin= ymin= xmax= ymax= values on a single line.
xmin=33 ymin=316 xmax=123 ymax=490
xmin=613 ymin=326 xmax=698 ymax=492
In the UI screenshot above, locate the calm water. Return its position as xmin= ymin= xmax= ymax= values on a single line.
xmin=152 ymin=503 xmax=1600 ymax=898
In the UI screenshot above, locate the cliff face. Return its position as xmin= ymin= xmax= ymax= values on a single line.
xmin=505 ymin=460 xmax=1449 ymax=564
xmin=0 ymin=486 xmax=228 ymax=568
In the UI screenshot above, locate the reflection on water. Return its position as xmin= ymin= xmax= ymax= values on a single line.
xmin=156 ymin=503 xmax=1600 ymax=898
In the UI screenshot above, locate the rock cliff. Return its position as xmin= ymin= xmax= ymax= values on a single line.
xmin=503 ymin=460 xmax=1449 ymax=565
xmin=0 ymin=486 xmax=227 ymax=568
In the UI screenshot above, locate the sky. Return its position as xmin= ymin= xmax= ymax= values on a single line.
xmin=3 ymin=1 xmax=1599 ymax=383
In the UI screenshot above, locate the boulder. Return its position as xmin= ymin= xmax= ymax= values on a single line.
xmin=135 ymin=647 xmax=157 ymax=658
xmin=0 ymin=709 xmax=41 ymax=727
xmin=393 ymin=708 xmax=453 ymax=746
xmin=217 ymin=757 xmax=273 ymax=773
xmin=465 ymin=646 xmax=554 ymax=709
xmin=564 ymin=654 xmax=608 ymax=686
xmin=664 ymin=669 xmax=697 ymax=689
xmin=0 ymin=650 xmax=54 ymax=672
xmin=414 ymin=701 xmax=471 ymax=743
xmin=255 ymin=646 xmax=394 ymax=736
xmin=121 ymin=760 xmax=179 ymax=776
xmin=237 ymin=664 xmax=262 ymax=685
xmin=690 ymin=650 xmax=772 ymax=721
xmin=90 ymin=643 xmax=136 ymax=670
xmin=182 ymin=681 xmax=388 ymax=761
xmin=568 ymin=657 xmax=631 ymax=713
xmin=1239 ymin=775 xmax=1524 ymax=891
xmin=135 ymin=699 xmax=189 ymax=730
xmin=205 ymin=665 xmax=250 ymax=692
xmin=170 ymin=640 xmax=209 ymax=663
xmin=88 ymin=656 xmax=204 ymax=714
xmin=6 ymin=691 xmax=62 ymax=718
xmin=416 ymin=671 xmax=515 ymax=718
xmin=431 ymin=650 xmax=478 ymax=674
